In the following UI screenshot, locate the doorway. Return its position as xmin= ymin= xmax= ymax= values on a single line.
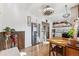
xmin=31 ymin=23 xmax=37 ymax=46
xmin=42 ymin=22 xmax=50 ymax=41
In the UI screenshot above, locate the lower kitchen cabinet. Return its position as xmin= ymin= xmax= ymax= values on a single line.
xmin=66 ymin=47 xmax=79 ymax=56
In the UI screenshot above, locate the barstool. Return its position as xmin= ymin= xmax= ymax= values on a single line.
xmin=52 ymin=45 xmax=63 ymax=56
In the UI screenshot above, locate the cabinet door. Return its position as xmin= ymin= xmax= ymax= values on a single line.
xmin=66 ymin=47 xmax=79 ymax=56
xmin=17 ymin=31 xmax=25 ymax=50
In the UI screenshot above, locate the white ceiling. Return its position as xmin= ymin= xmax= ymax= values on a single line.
xmin=15 ymin=3 xmax=78 ymax=14
xmin=0 ymin=3 xmax=78 ymax=21
xmin=16 ymin=3 xmax=78 ymax=21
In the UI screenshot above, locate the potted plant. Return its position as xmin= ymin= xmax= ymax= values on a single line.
xmin=67 ymin=27 xmax=75 ymax=38
xmin=67 ymin=27 xmax=76 ymax=45
xmin=3 ymin=27 xmax=11 ymax=49
xmin=11 ymin=28 xmax=16 ymax=33
xmin=3 ymin=27 xmax=11 ymax=35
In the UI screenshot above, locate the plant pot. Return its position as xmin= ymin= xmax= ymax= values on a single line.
xmin=5 ymin=32 xmax=11 ymax=35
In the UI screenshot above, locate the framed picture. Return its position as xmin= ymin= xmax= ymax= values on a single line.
xmin=27 ymin=16 xmax=31 ymax=26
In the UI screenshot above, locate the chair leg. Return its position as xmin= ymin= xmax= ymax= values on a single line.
xmin=52 ymin=51 xmax=57 ymax=56
xmin=52 ymin=51 xmax=55 ymax=56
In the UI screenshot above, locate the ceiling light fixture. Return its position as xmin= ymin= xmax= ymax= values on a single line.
xmin=42 ymin=5 xmax=54 ymax=16
xmin=63 ymin=5 xmax=70 ymax=18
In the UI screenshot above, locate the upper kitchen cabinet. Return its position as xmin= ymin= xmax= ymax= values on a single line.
xmin=70 ymin=5 xmax=78 ymax=21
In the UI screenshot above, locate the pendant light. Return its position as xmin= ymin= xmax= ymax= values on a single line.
xmin=63 ymin=5 xmax=70 ymax=18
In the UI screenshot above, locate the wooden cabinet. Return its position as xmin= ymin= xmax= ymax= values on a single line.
xmin=0 ymin=31 xmax=25 ymax=51
xmin=0 ymin=39 xmax=6 ymax=50
xmin=66 ymin=47 xmax=79 ymax=56
xmin=16 ymin=31 xmax=25 ymax=50
xmin=71 ymin=5 xmax=78 ymax=21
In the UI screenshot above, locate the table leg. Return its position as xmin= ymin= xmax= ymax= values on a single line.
xmin=49 ymin=42 xmax=52 ymax=56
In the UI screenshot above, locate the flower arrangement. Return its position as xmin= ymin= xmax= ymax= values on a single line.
xmin=67 ymin=27 xmax=76 ymax=38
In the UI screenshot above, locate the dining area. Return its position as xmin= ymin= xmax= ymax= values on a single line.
xmin=48 ymin=37 xmax=79 ymax=56
xmin=0 ymin=3 xmax=79 ymax=56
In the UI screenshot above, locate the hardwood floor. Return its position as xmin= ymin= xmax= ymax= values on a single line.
xmin=20 ymin=43 xmax=50 ymax=56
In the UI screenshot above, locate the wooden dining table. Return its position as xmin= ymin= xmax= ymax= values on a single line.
xmin=48 ymin=37 xmax=68 ymax=56
xmin=48 ymin=37 xmax=79 ymax=56
xmin=48 ymin=37 xmax=68 ymax=46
